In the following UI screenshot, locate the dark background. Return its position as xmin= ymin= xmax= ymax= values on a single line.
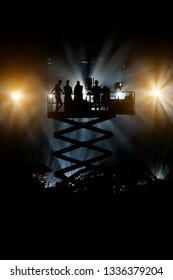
xmin=1 ymin=3 xmax=173 ymax=60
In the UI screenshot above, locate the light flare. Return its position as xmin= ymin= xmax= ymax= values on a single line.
xmin=11 ymin=91 xmax=22 ymax=101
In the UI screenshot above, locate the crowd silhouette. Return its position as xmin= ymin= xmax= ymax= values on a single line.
xmin=51 ymin=79 xmax=111 ymax=113
xmin=51 ymin=79 xmax=64 ymax=111
xmin=63 ymin=80 xmax=73 ymax=112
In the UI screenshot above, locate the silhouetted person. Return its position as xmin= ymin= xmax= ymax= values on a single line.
xmin=101 ymin=85 xmax=111 ymax=110
xmin=73 ymin=80 xmax=83 ymax=104
xmin=63 ymin=80 xmax=73 ymax=112
xmin=91 ymin=80 xmax=102 ymax=110
xmin=51 ymin=79 xmax=64 ymax=111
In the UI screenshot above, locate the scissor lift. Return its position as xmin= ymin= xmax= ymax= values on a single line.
xmin=47 ymin=90 xmax=135 ymax=182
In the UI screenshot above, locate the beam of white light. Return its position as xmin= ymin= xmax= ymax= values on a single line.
xmin=152 ymin=87 xmax=161 ymax=97
xmin=150 ymin=162 xmax=170 ymax=180
xmin=90 ymin=39 xmax=135 ymax=90
xmin=63 ymin=43 xmax=86 ymax=87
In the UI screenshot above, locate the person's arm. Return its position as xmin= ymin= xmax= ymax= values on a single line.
xmin=51 ymin=85 xmax=55 ymax=93
xmin=60 ymin=87 xmax=64 ymax=94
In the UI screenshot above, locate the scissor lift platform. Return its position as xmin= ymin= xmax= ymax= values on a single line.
xmin=47 ymin=91 xmax=135 ymax=182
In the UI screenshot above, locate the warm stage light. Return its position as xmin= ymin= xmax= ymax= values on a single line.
xmin=11 ymin=91 xmax=22 ymax=102
xmin=152 ymin=87 xmax=161 ymax=97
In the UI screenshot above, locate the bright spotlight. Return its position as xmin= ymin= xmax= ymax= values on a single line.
xmin=114 ymin=82 xmax=123 ymax=92
xmin=48 ymin=93 xmax=53 ymax=99
xmin=152 ymin=87 xmax=161 ymax=97
xmin=11 ymin=91 xmax=21 ymax=102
